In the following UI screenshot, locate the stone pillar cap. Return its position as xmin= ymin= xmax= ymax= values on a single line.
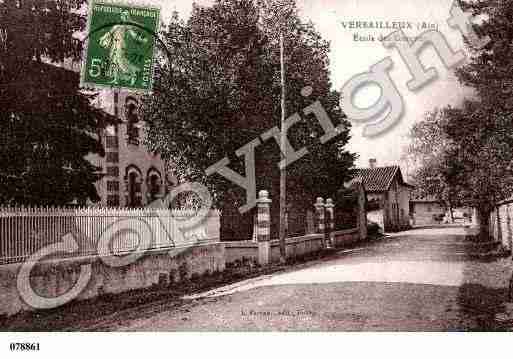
xmin=257 ymin=190 xmax=272 ymax=203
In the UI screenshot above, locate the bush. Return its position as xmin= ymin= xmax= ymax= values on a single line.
xmin=367 ymin=221 xmax=381 ymax=236
xmin=433 ymin=213 xmax=444 ymax=222
xmin=178 ymin=262 xmax=189 ymax=282
xmin=169 ymin=269 xmax=178 ymax=284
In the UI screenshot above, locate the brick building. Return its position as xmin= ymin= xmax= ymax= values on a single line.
xmin=86 ymin=89 xmax=175 ymax=207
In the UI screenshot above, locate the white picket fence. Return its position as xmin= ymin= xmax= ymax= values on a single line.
xmin=0 ymin=206 xmax=220 ymax=264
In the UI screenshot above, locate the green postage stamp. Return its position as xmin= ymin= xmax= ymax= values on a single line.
xmin=81 ymin=1 xmax=161 ymax=92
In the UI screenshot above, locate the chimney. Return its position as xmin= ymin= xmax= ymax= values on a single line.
xmin=369 ymin=158 xmax=377 ymax=169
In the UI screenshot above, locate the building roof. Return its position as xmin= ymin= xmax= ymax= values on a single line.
xmin=410 ymin=195 xmax=441 ymax=203
xmin=352 ymin=166 xmax=414 ymax=192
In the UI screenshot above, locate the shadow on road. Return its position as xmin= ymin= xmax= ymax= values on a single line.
xmin=456 ymin=283 xmax=510 ymax=331
xmin=455 ymin=228 xmax=513 ymax=331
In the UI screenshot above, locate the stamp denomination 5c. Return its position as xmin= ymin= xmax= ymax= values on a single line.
xmin=81 ymin=1 xmax=161 ymax=92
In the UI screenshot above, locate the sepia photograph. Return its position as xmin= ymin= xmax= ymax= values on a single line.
xmin=0 ymin=0 xmax=512 ymax=356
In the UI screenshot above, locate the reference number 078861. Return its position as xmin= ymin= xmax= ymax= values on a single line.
xmin=10 ymin=343 xmax=40 ymax=351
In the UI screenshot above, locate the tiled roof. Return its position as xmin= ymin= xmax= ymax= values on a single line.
xmin=410 ymin=195 xmax=440 ymax=203
xmin=353 ymin=166 xmax=413 ymax=192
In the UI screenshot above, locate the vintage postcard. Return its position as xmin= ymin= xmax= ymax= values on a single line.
xmin=0 ymin=0 xmax=511 ymax=357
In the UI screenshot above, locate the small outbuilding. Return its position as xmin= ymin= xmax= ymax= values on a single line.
xmin=409 ymin=197 xmax=446 ymax=226
xmin=351 ymin=159 xmax=414 ymax=232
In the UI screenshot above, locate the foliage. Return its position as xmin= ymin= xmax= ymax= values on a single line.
xmin=178 ymin=262 xmax=189 ymax=282
xmin=405 ymin=109 xmax=462 ymax=209
xmin=0 ymin=0 xmax=112 ymax=206
xmin=142 ymin=0 xmax=355 ymax=235
xmin=366 ymin=221 xmax=380 ymax=237
xmin=441 ymin=101 xmax=513 ymax=212
xmin=457 ymin=0 xmax=513 ymax=111
xmin=331 ymin=186 xmax=359 ymax=230
xmin=451 ymin=0 xmax=513 ymax=238
xmin=407 ymin=0 xmax=513 ymax=239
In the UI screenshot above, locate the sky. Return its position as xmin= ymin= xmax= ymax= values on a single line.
xmin=151 ymin=0 xmax=472 ymax=177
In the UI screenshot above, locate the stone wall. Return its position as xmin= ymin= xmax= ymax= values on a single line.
xmin=269 ymin=235 xmax=325 ymax=262
xmin=225 ymin=229 xmax=362 ymax=266
xmin=0 ymin=187 xmax=366 ymax=318
xmin=0 ymin=243 xmax=225 ymax=317
xmin=490 ymin=200 xmax=513 ymax=250
xmin=224 ymin=241 xmax=258 ymax=264
xmin=332 ymin=228 xmax=360 ymax=248
xmin=225 ymin=234 xmax=325 ymax=265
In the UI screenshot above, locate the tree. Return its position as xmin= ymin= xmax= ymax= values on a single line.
xmin=0 ymin=0 xmax=112 ymax=206
xmin=405 ymin=109 xmax=463 ymax=221
xmin=142 ymin=0 xmax=355 ymax=238
xmin=407 ymin=102 xmax=513 ymax=239
xmin=441 ymin=100 xmax=513 ymax=239
xmin=451 ymin=0 xmax=513 ymax=239
xmin=456 ymin=0 xmax=513 ymax=112
xmin=408 ymin=0 xmax=513 ymax=240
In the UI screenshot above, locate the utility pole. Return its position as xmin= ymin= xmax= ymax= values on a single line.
xmin=279 ymin=33 xmax=287 ymax=263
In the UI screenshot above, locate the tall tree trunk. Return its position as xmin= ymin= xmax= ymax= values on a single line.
xmin=449 ymin=206 xmax=455 ymax=223
xmin=495 ymin=205 xmax=502 ymax=245
xmin=478 ymin=207 xmax=491 ymax=242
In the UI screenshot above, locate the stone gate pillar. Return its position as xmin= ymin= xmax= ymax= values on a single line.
xmin=472 ymin=208 xmax=479 ymax=227
xmin=315 ymin=197 xmax=326 ymax=248
xmin=257 ymin=190 xmax=272 ymax=266
xmin=325 ymin=198 xmax=335 ymax=248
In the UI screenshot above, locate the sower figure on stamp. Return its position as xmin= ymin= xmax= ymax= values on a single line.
xmin=98 ymin=9 xmax=148 ymax=86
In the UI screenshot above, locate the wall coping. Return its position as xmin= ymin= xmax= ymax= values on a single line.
xmin=332 ymin=228 xmax=358 ymax=236
xmin=497 ymin=197 xmax=513 ymax=206
xmin=224 ymin=233 xmax=325 ymax=249
xmin=223 ymin=241 xmax=259 ymax=249
xmin=270 ymin=233 xmax=324 ymax=246
xmin=0 ymin=242 xmax=223 ymax=272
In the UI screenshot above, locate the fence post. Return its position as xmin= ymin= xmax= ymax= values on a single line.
xmin=472 ymin=207 xmax=479 ymax=227
xmin=315 ymin=197 xmax=326 ymax=249
xmin=257 ymin=190 xmax=272 ymax=266
xmin=325 ymin=198 xmax=335 ymax=248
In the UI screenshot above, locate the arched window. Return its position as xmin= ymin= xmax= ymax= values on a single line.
xmin=125 ymin=165 xmax=143 ymax=207
xmin=146 ymin=168 xmax=162 ymax=202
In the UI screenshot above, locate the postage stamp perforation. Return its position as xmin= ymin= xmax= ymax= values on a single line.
xmin=91 ymin=0 xmax=163 ymax=12
xmin=80 ymin=0 xmax=162 ymax=93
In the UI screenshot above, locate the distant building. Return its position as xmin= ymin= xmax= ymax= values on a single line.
xmin=409 ymin=197 xmax=445 ymax=226
xmin=86 ymin=89 xmax=176 ymax=207
xmin=410 ymin=197 xmax=475 ymax=226
xmin=352 ymin=159 xmax=414 ymax=232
